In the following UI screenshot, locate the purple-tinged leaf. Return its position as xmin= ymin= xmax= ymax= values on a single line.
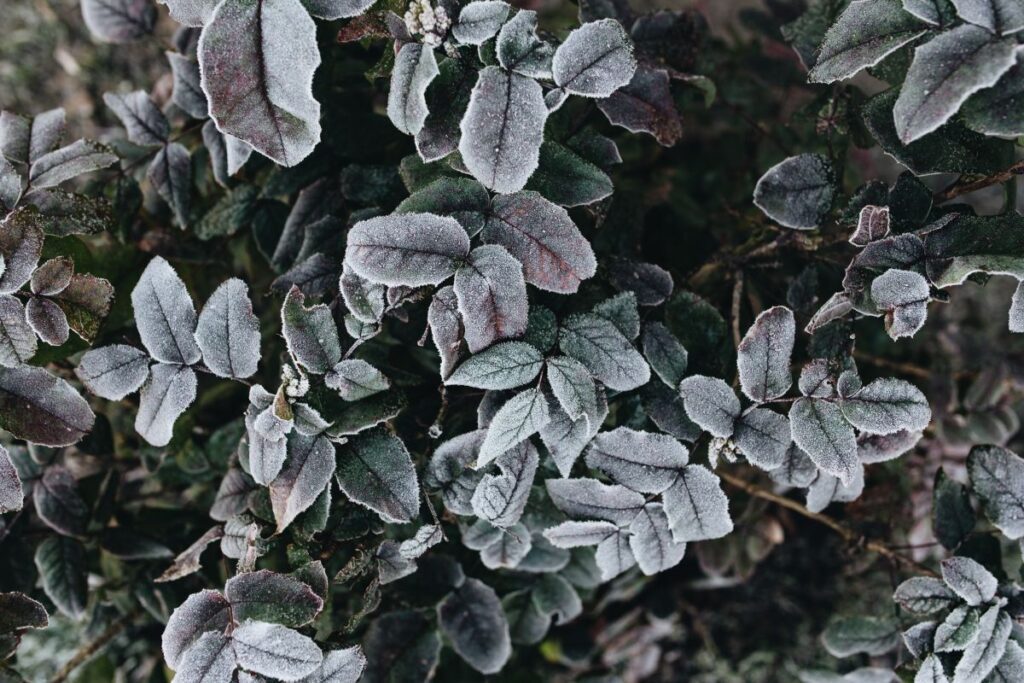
xmin=302 ymin=0 xmax=375 ymax=19
xmin=0 ymin=365 xmax=94 ymax=446
xmin=135 ymin=363 xmax=197 ymax=447
xmin=132 ymin=256 xmax=201 ymax=365
xmin=388 ymin=43 xmax=439 ymax=136
xmin=0 ymin=295 xmax=36 ymax=365
xmin=662 ymin=465 xmax=733 ymax=542
xmin=51 ymin=272 xmax=113 ymax=343
xmin=103 ymin=91 xmax=169 ymax=146
xmin=167 ymin=53 xmax=208 ymax=119
xmin=270 ymin=433 xmax=336 ymax=532
xmin=30 ymin=257 xmax=73 ymax=296
xmin=233 ymin=621 xmax=323 ymax=680
xmin=29 ymin=139 xmax=117 ymax=189
xmin=34 ymin=465 xmax=88 ymax=536
xmin=753 ymin=153 xmax=834 ymax=230
xmin=471 ymin=440 xmax=539 ymax=527
xmin=26 ymin=296 xmax=70 ymax=346
xmin=335 ymin=429 xmax=420 ymax=524
xmin=437 ymin=579 xmax=511 ymax=675
xmin=162 ymin=589 xmax=231 ymax=670
xmin=454 ymin=245 xmax=528 ymax=353
xmin=196 ymin=278 xmax=260 ymax=379
xmin=552 ymin=19 xmax=637 ymax=98
xmin=75 ymin=344 xmax=149 ymax=400
xmin=148 ymin=142 xmax=191 ymax=226
xmin=155 ymin=525 xmax=225 ymax=583
xmin=850 ymin=205 xmax=891 ymax=247
xmin=0 ymin=591 xmax=48 ymax=632
xmin=82 ymin=0 xmax=157 ymax=42
xmin=597 ymin=65 xmax=682 ymax=146
xmin=346 ymin=213 xmax=470 ymax=287
xmin=0 ymin=210 xmax=44 ymax=294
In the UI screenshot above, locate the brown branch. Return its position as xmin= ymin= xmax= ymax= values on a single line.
xmin=49 ymin=608 xmax=142 ymax=683
xmin=934 ymin=158 xmax=1024 ymax=203
xmin=731 ymin=270 xmax=745 ymax=349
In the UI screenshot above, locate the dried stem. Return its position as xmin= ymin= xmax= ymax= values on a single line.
xmin=934 ymin=158 xmax=1024 ymax=203
xmin=49 ymin=608 xmax=142 ymax=683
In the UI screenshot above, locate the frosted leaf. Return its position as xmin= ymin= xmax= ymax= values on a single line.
xmin=458 ymin=67 xmax=548 ymax=194
xmin=196 ymin=278 xmax=260 ymax=379
xmin=396 ymin=176 xmax=490 ymax=236
xmin=935 ymin=605 xmax=981 ymax=653
xmin=345 ymin=213 xmax=470 ymax=287
xmin=737 ymin=306 xmax=795 ymax=402
xmin=595 ymin=529 xmax=636 ymax=581
xmin=167 ymin=53 xmax=208 ymax=119
xmin=220 ymin=516 xmax=258 ymax=560
xmin=281 ymin=287 xmax=341 ymax=374
xmin=990 ymin=641 xmax=1024 ymax=683
xmin=952 ymin=0 xmax=1024 ymax=33
xmin=968 ymin=445 xmax=1024 ymax=539
xmin=159 ymin=0 xmax=218 ymax=26
xmin=0 ymin=295 xmax=36 ymax=366
xmin=447 ymin=341 xmax=542 ymax=390
xmin=559 ymin=313 xmax=649 ymax=391
xmin=953 ymin=605 xmax=1011 ymax=682
xmin=1010 ymin=280 xmax=1024 ymax=333
xmin=483 ymin=192 xmax=596 ymax=293
xmin=552 ymin=19 xmax=636 ymax=98
xmin=851 ymin=206 xmax=892 ymax=247
xmin=298 ymin=646 xmax=366 ymax=683
xmin=173 ymin=631 xmax=235 ymax=682
xmin=545 ymin=355 xmax=597 ymax=422
xmin=35 ymin=465 xmax=88 ymax=536
xmin=360 ymin=612 xmax=442 ymax=683
xmin=0 ymin=157 xmax=21 ymax=214
xmin=662 ymin=465 xmax=733 ymax=543
xmin=790 ymin=398 xmax=858 ymax=484
xmin=426 ymin=430 xmax=486 ymax=515
xmin=28 ymin=139 xmax=117 ymax=189
xmin=0 ymin=108 xmax=64 ymax=167
xmin=399 ymin=524 xmax=443 ymax=560
xmin=893 ymin=577 xmax=959 ymax=614
xmin=496 ymin=10 xmax=555 ymax=79
xmin=799 ymin=359 xmax=836 ymax=398
xmin=388 ymin=44 xmax=439 ymax=136
xmin=641 ymin=322 xmax=688 ymax=389
xmin=293 ymin=402 xmax=328 ymax=436
xmin=428 ymin=286 xmax=463 ymax=379
xmin=325 ymin=359 xmax=389 ymax=401
xmin=840 ymin=377 xmax=931 ymax=435
xmin=30 ymin=257 xmax=73 ymax=296
xmin=903 ymin=0 xmax=955 ymax=24
xmin=136 ymin=363 xmax=197 ymax=447
xmin=199 ymin=0 xmax=320 ymax=166
xmin=678 ymin=375 xmax=741 ymax=438
xmin=771 ymin=444 xmax=818 ymax=488
xmin=871 ymin=269 xmax=929 ymax=339
xmin=0 ymin=213 xmax=43 ymax=295
xmin=81 ymin=0 xmax=156 ymax=42
xmin=940 ymin=556 xmax=997 ymax=606
xmin=821 ymin=616 xmax=900 ymax=658
xmin=463 ymin=519 xmax=503 ymax=550
xmin=102 ymin=91 xmax=168 ymax=146
xmin=226 ymin=569 xmax=323 ymax=627
xmin=478 ymin=387 xmax=548 ymax=466
xmin=545 ymin=477 xmax=644 ymax=525
xmin=154 ymin=525 xmax=224 ymax=583
xmin=858 ymin=429 xmax=922 ymax=463
xmin=806 ymin=292 xmax=854 ymax=334
xmin=270 ymin=433 xmax=336 ymax=533
xmin=162 ymin=589 xmax=231 ymax=670
xmin=964 ymin=52 xmax=1024 ymax=138
xmin=807 ymin=0 xmax=928 ymax=83
xmin=210 ymin=468 xmax=255 ymax=522
xmin=542 ymin=520 xmax=618 ymax=548
xmin=893 ymin=25 xmax=1017 ymax=144
xmin=915 ymin=654 xmax=948 ymax=683
xmin=452 ymin=1 xmax=511 ymax=45
xmin=414 ymin=58 xmax=476 ymax=163
xmin=593 ymin=291 xmax=640 ymax=340
xmin=148 ymin=142 xmax=191 ymax=226
xmin=0 ymin=365 xmax=95 ymax=446
xmin=233 ymin=621 xmax=323 ymax=680
xmin=471 ymin=440 xmax=539 ymax=527
xmin=531 ymin=573 xmax=581 ymax=626
xmin=478 ymin=525 xmax=531 ymax=570
xmin=584 ymin=427 xmax=688 ymax=494
xmin=437 ymin=578 xmax=511 ymax=675
xmin=805 ymin=466 xmax=865 ymax=513
xmin=34 ymin=536 xmax=87 ymax=619
xmin=335 ymin=429 xmax=420 ymax=523
xmin=132 ymin=256 xmax=201 ymax=365
xmin=539 ymin=387 xmax=607 ymax=477
xmin=246 ymin=423 xmax=288 ymax=487
xmin=732 ymin=408 xmax=792 ymax=471
xmin=302 ymin=0 xmax=374 ymax=19
xmin=629 ymin=503 xmax=687 ymax=575
xmin=516 ymin=532 xmax=571 ymax=573
xmin=454 ymin=245 xmax=529 ymax=353
xmin=753 ymin=153 xmax=835 ymax=230
xmin=0 ymin=444 xmax=22 ymax=513
xmin=340 ymin=266 xmax=385 ymax=325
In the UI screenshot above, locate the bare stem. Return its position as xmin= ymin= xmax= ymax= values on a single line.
xmin=49 ymin=608 xmax=142 ymax=683
xmin=935 ymin=159 xmax=1024 ymax=203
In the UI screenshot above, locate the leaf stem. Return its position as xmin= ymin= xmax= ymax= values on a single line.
xmin=48 ymin=607 xmax=142 ymax=683
xmin=934 ymin=158 xmax=1024 ymax=203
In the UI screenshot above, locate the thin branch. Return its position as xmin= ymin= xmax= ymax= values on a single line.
xmin=49 ymin=608 xmax=142 ymax=683
xmin=731 ymin=270 xmax=744 ymax=349
xmin=934 ymin=158 xmax=1024 ymax=203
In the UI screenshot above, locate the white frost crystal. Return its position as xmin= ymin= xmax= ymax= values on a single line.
xmin=405 ymin=0 xmax=451 ymax=47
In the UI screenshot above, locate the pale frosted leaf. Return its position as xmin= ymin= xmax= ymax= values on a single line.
xmin=542 ymin=520 xmax=618 ymax=548
xmin=840 ymin=377 xmax=931 ymax=435
xmin=951 ymin=0 xmax=1024 ymax=33
xmin=155 ymin=526 xmax=224 ymax=583
xmin=34 ymin=465 xmax=88 ymax=536
xmin=0 ymin=214 xmax=43 ymax=295
xmin=552 ymin=19 xmax=637 ymax=98
xmin=858 ymin=429 xmax=922 ymax=464
xmin=595 ymin=529 xmax=635 ymax=581
xmin=545 ymin=477 xmax=644 ymax=525
xmin=199 ymin=0 xmax=321 ymax=166
xmin=28 ymin=139 xmax=117 ymax=189
xmin=662 ymin=465 xmax=733 ymax=543
xmin=226 ymin=569 xmax=323 ymax=627
xmin=325 ymin=359 xmax=389 ymax=401
xmin=162 ymin=589 xmax=231 ymax=670
xmin=871 ymin=269 xmax=929 ymax=339
xmin=807 ymin=0 xmax=928 ymax=83
xmin=82 ymin=0 xmax=156 ymax=42
xmin=0 ymin=295 xmax=36 ymax=366
xmin=425 ymin=429 xmax=486 ymax=515
xmin=790 ymin=397 xmax=858 ymax=483
xmin=210 ymin=468 xmax=255 ymax=522
xmin=388 ymin=44 xmax=439 ymax=136
xmin=416 ymin=58 xmax=476 ymax=163
xmin=246 ymin=425 xmax=288 ymax=487
xmin=346 ymin=213 xmax=470 ymax=286
xmin=335 ymin=429 xmax=420 ymax=523
xmin=437 ymin=579 xmax=511 ymax=675
xmin=799 ymin=360 xmax=835 ymax=398
xmin=159 ymin=0 xmax=218 ymax=26
xmin=893 ymin=25 xmax=1017 ymax=144
xmin=302 ymin=0 xmax=374 ymax=19
xmin=429 ymin=286 xmax=463 ymax=379
xmin=136 ymin=363 xmax=197 ymax=447
xmin=0 ymin=108 xmax=64 ymax=167
xmin=559 ymin=313 xmax=649 ymax=391
xmin=471 ymin=440 xmax=539 ymax=527
xmin=483 ymin=191 xmax=596 ymax=293
xmin=678 ymin=375 xmax=740 ymax=438
xmin=0 ymin=156 xmax=21 ymax=214
xmin=196 ymin=278 xmax=260 ymax=379
xmin=103 ymin=91 xmax=168 ymax=146
xmin=916 ymin=655 xmax=949 ymax=683
xmin=131 ymin=256 xmax=201 ymax=365
xmin=539 ymin=387 xmax=607 ymax=477
xmin=34 ymin=536 xmax=87 ymax=619
xmin=545 ymin=355 xmax=597 ymax=421
xmin=893 ymin=577 xmax=959 ymax=614
xmin=935 ymin=605 xmax=980 ymax=652
xmin=1010 ymin=280 xmax=1024 ymax=333
xmin=219 ymin=516 xmax=256 ymax=560
xmin=968 ymin=445 xmax=1024 ymax=539
xmin=293 ymin=402 xmax=329 ymax=436
xmin=903 ymin=0 xmax=954 ymax=24
xmin=805 ymin=466 xmax=865 ymax=513
xmin=989 ymin=641 xmax=1024 ymax=683
xmin=399 ymin=524 xmax=443 ymax=560
xmin=964 ymin=52 xmax=1024 ymax=138
xmin=281 ymin=287 xmax=341 ymax=374
xmin=340 ymin=265 xmax=385 ymax=325
xmin=30 ymin=257 xmax=73 ymax=296
xmin=753 ymin=153 xmax=835 ymax=229
xmin=167 ymin=53 xmax=208 ymax=119
xmin=584 ymin=427 xmax=688 ymax=493
xmin=459 ymin=67 xmax=547 ymax=193
xmin=952 ymin=604 xmax=1011 ymax=682
xmin=0 ymin=444 xmax=22 ymax=513
xmin=173 ymin=631 xmax=235 ymax=682
xmin=737 ymin=305 xmax=795 ymax=402
xmin=0 ymin=365 xmax=94 ymax=446
xmin=233 ymin=621 xmax=323 ymax=680
xmin=940 ymin=556 xmax=997 ymax=606
xmin=148 ymin=142 xmax=191 ymax=226
xmin=452 ymin=1 xmax=511 ymax=45
xmin=478 ymin=387 xmax=549 ymax=466
xmin=447 ymin=341 xmax=542 ymax=390
xmin=821 ymin=616 xmax=900 ymax=657
xmin=270 ymin=433 xmax=335 ymax=532
xmin=593 ymin=291 xmax=640 ymax=340
xmin=733 ymin=408 xmax=792 ymax=471
xmin=771 ymin=444 xmax=819 ymax=488
xmin=515 ymin=532 xmax=571 ymax=573
xmin=496 ymin=10 xmax=555 ymax=79
xmin=903 ymin=622 xmax=938 ymax=660
xmin=629 ymin=502 xmax=687 ymax=575
xmin=298 ymin=646 xmax=366 ymax=683
xmin=454 ymin=245 xmax=528 ymax=353
xmin=641 ymin=322 xmax=688 ymax=389
xmin=850 ymin=206 xmax=891 ymax=247
xmin=480 ymin=526 xmax=531 ymax=570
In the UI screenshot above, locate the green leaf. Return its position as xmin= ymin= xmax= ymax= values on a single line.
xmin=821 ymin=616 xmax=900 ymax=657
xmin=225 ymin=569 xmax=324 ymax=627
xmin=335 ymin=428 xmax=420 ymax=524
xmin=34 ymin=536 xmax=87 ymax=619
xmin=932 ymin=469 xmax=975 ymax=550
xmin=924 ymin=213 xmax=1024 ymax=288
xmin=525 ymin=140 xmax=612 ymax=207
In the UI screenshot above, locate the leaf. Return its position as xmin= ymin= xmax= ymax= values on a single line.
xmin=270 ymin=433 xmax=336 ymax=532
xmin=436 ymin=579 xmax=510 ymax=674
xmin=964 ymin=52 xmax=1024 ymax=138
xmin=345 ymin=213 xmax=470 ymax=287
xmin=1 ymin=108 xmax=64 ymax=166
xmin=552 ymin=18 xmax=637 ymax=98
xmin=558 ymin=313 xmax=649 ymax=391
xmin=951 ymin=0 xmax=1024 ymax=34
xmin=25 ymin=297 xmax=69 ymax=346
xmin=233 ymin=621 xmax=323 ymax=680
xmin=131 ymin=257 xmax=201 ymax=365
xmin=167 ymin=53 xmax=208 ymax=119
xmin=29 ymin=139 xmax=117 ymax=189
xmin=737 ymin=306 xmax=795 ymax=402
xmin=543 ymin=520 xmax=619 ymax=547
xmin=870 ymin=268 xmax=929 ymax=339
xmin=301 ymin=0 xmax=374 ymax=19
xmin=770 ymin=444 xmax=819 ymax=488
xmin=893 ymin=577 xmax=959 ymax=614
xmin=596 ymin=65 xmax=683 ymax=146
xmin=0 ymin=296 xmax=36 ymax=366
xmin=595 ymin=292 xmax=641 ymax=339
xmin=0 ymin=445 xmax=22 ymax=514
xmin=74 ymin=344 xmax=149 ymax=401
xmin=483 ymin=191 xmax=596 ymax=293
xmin=932 ymin=469 xmax=975 ymax=549
xmin=924 ymin=213 xmax=1024 ymax=288
xmin=790 ymin=398 xmax=859 ymax=484
xmin=935 ymin=605 xmax=980 ymax=652
xmin=162 ymin=590 xmax=231 ymax=670
xmin=340 ymin=266 xmax=386 ymax=326
xmin=173 ymin=630 xmax=236 ymax=681
xmin=539 ymin=388 xmax=607 ymax=477
xmin=594 ymin=528 xmax=636 ymax=580
xmin=629 ymin=502 xmax=687 ymax=575
xmin=894 ymin=25 xmax=1017 ymax=144
xmin=281 ymin=287 xmax=342 ymax=374
xmin=753 ymin=153 xmax=835 ymax=230
xmin=805 ymin=467 xmax=865 ymax=513
xmin=857 ymin=429 xmax=921 ymax=464
xmin=51 ymin=273 xmax=113 ymax=343
xmin=81 ymin=0 xmax=156 ymax=42
xmin=545 ymin=355 xmax=597 ymax=421
xmin=0 ymin=365 xmax=94 ymax=446
xmin=641 ymin=322 xmax=688 ymax=389
xmin=952 ymin=604 xmax=1011 ymax=682
xmin=136 ymin=363 xmax=197 ymax=447
xmin=399 ymin=524 xmax=443 ymax=561
xmin=159 ymin=0 xmax=219 ymax=26
xmin=821 ymin=616 xmax=900 ymax=657
xmin=732 ymin=408 xmax=792 ymax=471
xmin=301 ymin=646 xmax=367 ymax=683
xmin=325 ymin=360 xmax=389 ymax=401
xmin=840 ymin=377 xmax=931 ymax=435
xmin=225 ymin=569 xmax=323 ymax=627
xmin=34 ymin=536 xmax=87 ymax=619
xmin=678 ymin=375 xmax=741 ymax=438
xmin=335 ymin=429 xmax=420 ymax=524
xmin=967 ymin=445 xmax=1024 ymax=539
xmin=155 ymin=525 xmax=224 ymax=583
xmin=0 ymin=156 xmax=21 ymax=214
xmin=478 ymin=387 xmax=549 ymax=466
xmin=471 ymin=440 xmax=539 ymax=527
xmin=454 ymin=245 xmax=529 ymax=353
xmin=496 ymin=10 xmax=554 ymax=78
xmin=452 ymin=1 xmax=511 ymax=45
xmin=0 ymin=212 xmax=43 ymax=296
xmin=525 ymin=140 xmax=612 ymax=207
xmin=545 ymin=477 xmax=644 ymax=525
xmin=416 ymin=58 xmax=477 ymax=163
xmin=459 ymin=66 xmax=548 ymax=193
xmin=584 ymin=427 xmax=688 ymax=493
xmin=361 ymin=611 xmax=441 ymax=683
xmin=0 ymin=592 xmax=48 ymax=633
xmin=446 ymin=341 xmax=542 ymax=390
xmin=850 ymin=205 xmax=892 ymax=248
xmin=428 ymin=286 xmax=463 ymax=379
xmin=941 ymin=556 xmax=997 ymax=606
xmin=198 ymin=0 xmax=321 ymax=166
xmin=808 ymin=0 xmax=928 ymax=83
xmin=387 ymin=44 xmax=439 ymax=136
xmin=990 ymin=641 xmax=1024 ymax=683
xmin=103 ymin=91 xmax=168 ymax=146
xmin=662 ymin=465 xmax=733 ymax=543
xmin=192 ymin=278 xmax=261 ymax=381
xmin=34 ymin=465 xmax=88 ymax=536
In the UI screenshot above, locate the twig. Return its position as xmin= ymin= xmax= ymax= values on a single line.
xmin=49 ymin=608 xmax=142 ymax=683
xmin=731 ymin=270 xmax=744 ymax=348
xmin=934 ymin=158 xmax=1024 ymax=203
